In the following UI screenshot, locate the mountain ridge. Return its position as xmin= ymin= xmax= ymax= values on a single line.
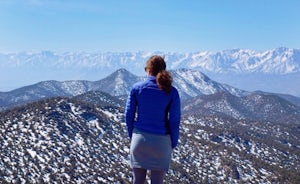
xmin=182 ymin=91 xmax=300 ymax=123
xmin=1 ymin=47 xmax=299 ymax=74
xmin=0 ymin=68 xmax=249 ymax=111
xmin=1 ymin=68 xmax=299 ymax=126
xmin=1 ymin=47 xmax=300 ymax=96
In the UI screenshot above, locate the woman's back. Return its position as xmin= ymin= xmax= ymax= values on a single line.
xmin=132 ymin=76 xmax=175 ymax=135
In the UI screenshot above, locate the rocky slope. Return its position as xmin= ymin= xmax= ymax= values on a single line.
xmin=0 ymin=92 xmax=299 ymax=183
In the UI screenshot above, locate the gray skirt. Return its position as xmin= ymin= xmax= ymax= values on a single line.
xmin=130 ymin=129 xmax=172 ymax=171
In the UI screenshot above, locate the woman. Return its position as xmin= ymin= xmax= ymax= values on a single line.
xmin=125 ymin=55 xmax=181 ymax=184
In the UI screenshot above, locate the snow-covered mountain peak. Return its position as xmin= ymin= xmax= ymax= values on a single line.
xmin=170 ymin=69 xmax=248 ymax=99
xmin=1 ymin=48 xmax=299 ymax=73
xmin=1 ymin=48 xmax=300 ymax=96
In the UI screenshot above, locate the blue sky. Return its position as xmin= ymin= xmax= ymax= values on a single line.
xmin=0 ymin=0 xmax=299 ymax=52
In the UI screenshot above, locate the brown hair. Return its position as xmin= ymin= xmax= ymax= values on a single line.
xmin=145 ymin=55 xmax=172 ymax=93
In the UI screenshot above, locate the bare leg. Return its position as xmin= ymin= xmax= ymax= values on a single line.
xmin=150 ymin=170 xmax=165 ymax=184
xmin=133 ymin=168 xmax=147 ymax=184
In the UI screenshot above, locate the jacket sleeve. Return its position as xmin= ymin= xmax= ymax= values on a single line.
xmin=125 ymin=88 xmax=137 ymax=139
xmin=168 ymin=89 xmax=181 ymax=148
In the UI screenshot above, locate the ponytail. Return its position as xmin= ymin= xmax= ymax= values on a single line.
xmin=146 ymin=55 xmax=173 ymax=94
xmin=157 ymin=70 xmax=172 ymax=94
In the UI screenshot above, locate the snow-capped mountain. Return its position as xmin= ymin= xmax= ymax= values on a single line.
xmin=1 ymin=48 xmax=299 ymax=74
xmin=173 ymin=47 xmax=300 ymax=74
xmin=91 ymin=68 xmax=143 ymax=96
xmin=1 ymin=48 xmax=300 ymax=96
xmin=1 ymin=67 xmax=299 ymax=124
xmin=0 ymin=80 xmax=93 ymax=111
xmin=0 ymin=68 xmax=248 ymax=111
xmin=1 ymin=92 xmax=299 ymax=183
xmin=171 ymin=69 xmax=248 ymax=99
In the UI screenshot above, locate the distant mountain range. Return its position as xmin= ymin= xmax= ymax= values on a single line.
xmin=1 ymin=68 xmax=300 ymax=125
xmin=1 ymin=47 xmax=300 ymax=96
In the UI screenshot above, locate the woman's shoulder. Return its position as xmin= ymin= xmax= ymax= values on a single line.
xmin=171 ymin=86 xmax=179 ymax=93
xmin=170 ymin=86 xmax=180 ymax=98
xmin=132 ymin=80 xmax=148 ymax=90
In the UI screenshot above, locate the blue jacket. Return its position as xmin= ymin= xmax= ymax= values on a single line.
xmin=125 ymin=76 xmax=181 ymax=148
